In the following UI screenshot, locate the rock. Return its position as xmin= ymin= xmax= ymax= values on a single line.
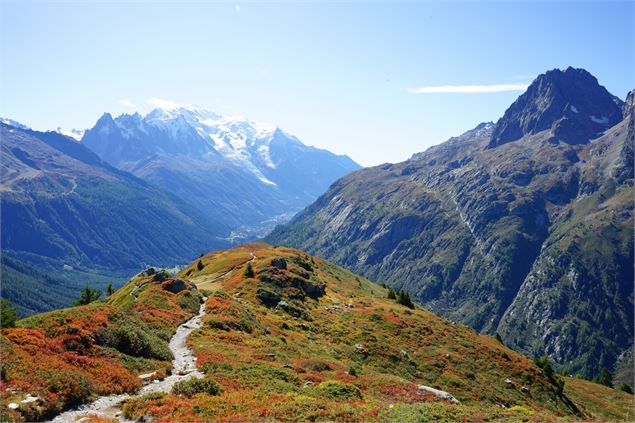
xmin=283 ymin=363 xmax=293 ymax=368
xmin=139 ymin=371 xmax=158 ymax=381
xmin=400 ymin=350 xmax=409 ymax=358
xmin=504 ymin=378 xmax=515 ymax=388
xmin=521 ymin=386 xmax=530 ymax=394
xmin=152 ymin=270 xmax=168 ymax=282
xmin=161 ymin=279 xmax=188 ymax=293
xmin=346 ymin=303 xmax=354 ymax=308
xmin=257 ymin=288 xmax=281 ymax=308
xmin=8 ymin=403 xmax=19 ymax=410
xmin=264 ymin=327 xmax=272 ymax=335
xmin=417 ymin=384 xmax=460 ymax=404
xmin=354 ymin=343 xmax=366 ymax=353
xmin=271 ymin=258 xmax=287 ymax=269
xmin=20 ymin=394 xmax=39 ymax=404
xmin=265 ymin=353 xmax=276 ymax=359
xmin=303 ymin=381 xmax=314 ymax=388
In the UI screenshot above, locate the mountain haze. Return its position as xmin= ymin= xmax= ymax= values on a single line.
xmin=267 ymin=68 xmax=634 ymax=383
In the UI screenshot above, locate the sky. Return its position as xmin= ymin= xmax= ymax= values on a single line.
xmin=1 ymin=1 xmax=634 ymax=166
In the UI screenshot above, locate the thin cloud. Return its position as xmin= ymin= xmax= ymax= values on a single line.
xmin=408 ymin=83 xmax=529 ymax=94
xmin=119 ymin=99 xmax=136 ymax=108
xmin=147 ymin=97 xmax=186 ymax=109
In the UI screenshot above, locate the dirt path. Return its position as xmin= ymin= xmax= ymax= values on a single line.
xmin=50 ymin=299 xmax=207 ymax=423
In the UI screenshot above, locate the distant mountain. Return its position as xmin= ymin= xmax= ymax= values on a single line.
xmin=81 ymin=107 xmax=360 ymax=236
xmin=55 ymin=127 xmax=85 ymax=141
xmin=0 ymin=123 xmax=229 ymax=315
xmin=267 ymin=68 xmax=634 ymax=384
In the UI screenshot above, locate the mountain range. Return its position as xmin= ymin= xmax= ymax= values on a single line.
xmin=266 ymin=67 xmax=634 ymax=384
xmin=81 ymin=107 xmax=360 ymax=237
xmin=1 ymin=109 xmax=357 ymax=315
xmin=0 ymin=123 xmax=228 ymax=315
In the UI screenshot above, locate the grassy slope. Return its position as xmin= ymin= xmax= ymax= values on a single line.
xmin=0 ymin=272 xmax=202 ymax=422
xmin=122 ymin=243 xmax=633 ymax=422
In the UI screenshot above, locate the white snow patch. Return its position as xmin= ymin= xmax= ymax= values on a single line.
xmin=570 ymin=105 xmax=579 ymax=113
xmin=590 ymin=115 xmax=609 ymax=124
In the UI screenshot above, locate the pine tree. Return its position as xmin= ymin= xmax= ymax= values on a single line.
xmin=387 ymin=288 xmax=396 ymax=300
xmin=396 ymin=290 xmax=415 ymax=309
xmin=197 ymin=260 xmax=204 ymax=271
xmin=244 ymin=263 xmax=255 ymax=278
xmin=596 ymin=367 xmax=613 ymax=388
xmin=107 ymin=283 xmax=115 ymax=296
xmin=74 ymin=285 xmax=102 ymax=306
xmin=0 ymin=299 xmax=18 ymax=328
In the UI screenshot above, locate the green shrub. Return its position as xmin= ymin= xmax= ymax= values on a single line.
xmin=244 ymin=263 xmax=255 ymax=278
xmin=98 ymin=317 xmax=172 ymax=361
xmin=46 ymin=369 xmax=94 ymax=407
xmin=387 ymin=289 xmax=396 ymax=300
xmin=172 ymin=377 xmax=222 ymax=397
xmin=316 ymin=380 xmax=362 ymax=400
xmin=197 ymin=260 xmax=204 ymax=271
xmin=617 ymin=383 xmax=633 ymax=394
xmin=200 ymin=361 xmax=233 ymax=374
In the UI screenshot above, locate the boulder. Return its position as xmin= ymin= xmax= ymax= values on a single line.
xmin=162 ymin=279 xmax=188 ymax=293
xmin=271 ymin=258 xmax=287 ymax=270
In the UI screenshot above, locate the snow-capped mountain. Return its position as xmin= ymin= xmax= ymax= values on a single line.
xmin=55 ymin=127 xmax=85 ymax=141
xmin=1 ymin=117 xmax=30 ymax=130
xmin=81 ymin=106 xmax=360 ymax=235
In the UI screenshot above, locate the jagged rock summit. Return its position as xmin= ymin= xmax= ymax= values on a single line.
xmin=488 ymin=67 xmax=624 ymax=148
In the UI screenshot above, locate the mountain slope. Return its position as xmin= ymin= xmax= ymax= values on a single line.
xmin=266 ymin=68 xmax=634 ymax=383
xmin=81 ymin=108 xmax=360 ymax=235
xmin=0 ymin=123 xmax=229 ymax=314
xmin=2 ymin=243 xmax=631 ymax=422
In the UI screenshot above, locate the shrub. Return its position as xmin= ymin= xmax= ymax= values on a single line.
xmin=244 ymin=263 xmax=255 ymax=278
xmin=1 ymin=299 xmax=18 ymax=328
xmin=316 ymin=380 xmax=363 ymax=400
xmin=617 ymin=383 xmax=633 ymax=394
xmin=387 ymin=289 xmax=396 ymax=300
xmin=46 ymin=369 xmax=94 ymax=407
xmin=98 ymin=318 xmax=172 ymax=361
xmin=197 ymin=260 xmax=204 ymax=271
xmin=200 ymin=361 xmax=233 ymax=374
xmin=172 ymin=377 xmax=222 ymax=397
xmin=494 ymin=332 xmax=504 ymax=344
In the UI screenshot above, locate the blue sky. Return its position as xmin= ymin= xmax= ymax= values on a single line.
xmin=2 ymin=1 xmax=634 ymax=166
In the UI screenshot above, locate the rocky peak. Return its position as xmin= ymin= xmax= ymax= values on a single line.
xmin=488 ymin=67 xmax=623 ymax=148
xmin=623 ymin=89 xmax=635 ymax=118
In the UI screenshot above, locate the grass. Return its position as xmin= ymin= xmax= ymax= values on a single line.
xmin=0 ymin=272 xmax=202 ymax=421
xmin=1 ymin=242 xmax=630 ymax=422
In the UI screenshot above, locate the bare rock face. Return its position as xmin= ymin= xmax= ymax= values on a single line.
xmin=488 ymin=67 xmax=623 ymax=148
